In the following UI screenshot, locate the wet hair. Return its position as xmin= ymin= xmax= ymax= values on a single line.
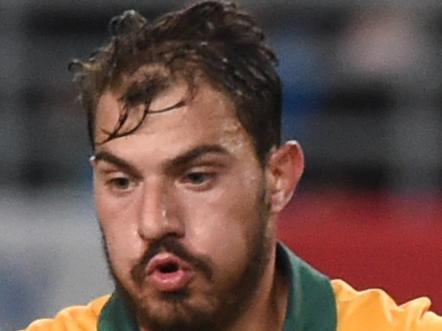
xmin=69 ymin=1 xmax=281 ymax=164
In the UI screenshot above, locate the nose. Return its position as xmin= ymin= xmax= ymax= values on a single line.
xmin=137 ymin=178 xmax=184 ymax=241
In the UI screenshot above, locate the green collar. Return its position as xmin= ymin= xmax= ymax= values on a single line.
xmin=97 ymin=289 xmax=138 ymax=331
xmin=277 ymin=243 xmax=336 ymax=331
xmin=98 ymin=243 xmax=336 ymax=331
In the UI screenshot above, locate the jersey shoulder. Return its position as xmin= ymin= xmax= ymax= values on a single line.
xmin=332 ymin=279 xmax=442 ymax=331
xmin=20 ymin=295 xmax=110 ymax=331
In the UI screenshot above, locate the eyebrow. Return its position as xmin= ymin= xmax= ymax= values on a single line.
xmin=165 ymin=145 xmax=229 ymax=172
xmin=91 ymin=144 xmax=229 ymax=176
xmin=92 ymin=151 xmax=141 ymax=178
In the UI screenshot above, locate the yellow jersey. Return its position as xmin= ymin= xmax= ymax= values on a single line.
xmin=22 ymin=244 xmax=442 ymax=331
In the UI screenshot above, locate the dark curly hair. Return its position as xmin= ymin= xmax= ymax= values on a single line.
xmin=69 ymin=1 xmax=281 ymax=164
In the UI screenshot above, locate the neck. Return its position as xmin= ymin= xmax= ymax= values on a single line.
xmin=227 ymin=243 xmax=289 ymax=331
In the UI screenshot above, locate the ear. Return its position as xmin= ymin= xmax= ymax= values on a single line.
xmin=265 ymin=141 xmax=304 ymax=214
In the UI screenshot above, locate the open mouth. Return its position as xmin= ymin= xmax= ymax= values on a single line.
xmin=146 ymin=253 xmax=193 ymax=292
xmin=158 ymin=261 xmax=180 ymax=273
xmin=147 ymin=253 xmax=190 ymax=275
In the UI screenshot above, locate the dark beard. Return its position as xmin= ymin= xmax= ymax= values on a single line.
xmin=100 ymin=187 xmax=272 ymax=331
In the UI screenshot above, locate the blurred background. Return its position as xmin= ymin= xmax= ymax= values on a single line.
xmin=1 ymin=0 xmax=441 ymax=329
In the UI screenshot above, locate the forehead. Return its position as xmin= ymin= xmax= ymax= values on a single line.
xmin=94 ymin=80 xmax=255 ymax=159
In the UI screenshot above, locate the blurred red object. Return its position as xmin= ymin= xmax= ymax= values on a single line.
xmin=278 ymin=190 xmax=442 ymax=313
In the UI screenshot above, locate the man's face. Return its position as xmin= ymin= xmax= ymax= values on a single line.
xmin=93 ymin=80 xmax=276 ymax=331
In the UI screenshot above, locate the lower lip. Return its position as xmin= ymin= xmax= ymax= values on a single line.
xmin=148 ymin=269 xmax=193 ymax=292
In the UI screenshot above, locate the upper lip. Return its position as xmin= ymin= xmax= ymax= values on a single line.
xmin=146 ymin=252 xmax=192 ymax=275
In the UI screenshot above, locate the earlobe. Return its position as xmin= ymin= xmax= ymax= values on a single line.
xmin=266 ymin=141 xmax=304 ymax=213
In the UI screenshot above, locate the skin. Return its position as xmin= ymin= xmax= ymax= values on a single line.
xmin=92 ymin=78 xmax=304 ymax=331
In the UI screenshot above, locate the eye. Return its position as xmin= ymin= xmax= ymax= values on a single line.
xmin=107 ymin=176 xmax=134 ymax=192
xmin=186 ymin=172 xmax=209 ymax=184
xmin=182 ymin=171 xmax=216 ymax=189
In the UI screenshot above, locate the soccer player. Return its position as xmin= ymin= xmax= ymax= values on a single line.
xmin=22 ymin=1 xmax=442 ymax=331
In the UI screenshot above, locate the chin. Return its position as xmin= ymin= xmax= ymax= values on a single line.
xmin=136 ymin=289 xmax=219 ymax=331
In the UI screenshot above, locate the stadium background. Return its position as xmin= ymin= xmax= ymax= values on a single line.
xmin=1 ymin=1 xmax=441 ymax=329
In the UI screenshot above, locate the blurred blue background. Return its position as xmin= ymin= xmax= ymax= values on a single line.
xmin=1 ymin=1 xmax=441 ymax=330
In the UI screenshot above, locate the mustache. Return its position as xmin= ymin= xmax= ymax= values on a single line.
xmin=131 ymin=236 xmax=214 ymax=286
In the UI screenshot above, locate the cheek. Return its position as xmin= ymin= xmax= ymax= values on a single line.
xmin=95 ymin=186 xmax=143 ymax=276
xmin=182 ymin=182 xmax=262 ymax=277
